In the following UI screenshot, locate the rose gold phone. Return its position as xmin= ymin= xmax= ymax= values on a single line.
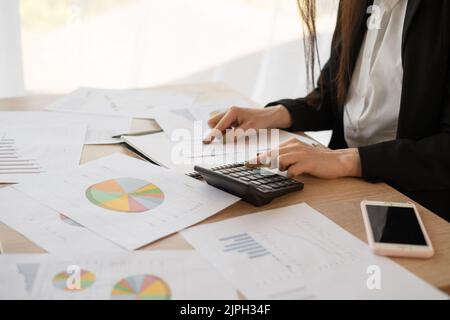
xmin=361 ymin=201 xmax=434 ymax=259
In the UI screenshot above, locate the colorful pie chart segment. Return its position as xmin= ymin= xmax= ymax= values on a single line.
xmin=52 ymin=269 xmax=96 ymax=291
xmin=111 ymin=275 xmax=171 ymax=300
xmin=85 ymin=178 xmax=164 ymax=213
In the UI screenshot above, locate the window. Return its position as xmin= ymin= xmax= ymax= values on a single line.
xmin=18 ymin=0 xmax=337 ymax=101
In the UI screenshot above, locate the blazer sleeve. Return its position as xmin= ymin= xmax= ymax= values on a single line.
xmin=359 ymin=74 xmax=450 ymax=192
xmin=265 ymin=60 xmax=335 ymax=132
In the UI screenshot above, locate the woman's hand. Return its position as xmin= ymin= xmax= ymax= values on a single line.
xmin=203 ymin=105 xmax=292 ymax=144
xmin=253 ymin=138 xmax=362 ymax=179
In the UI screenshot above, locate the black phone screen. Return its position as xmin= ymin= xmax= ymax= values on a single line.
xmin=366 ymin=205 xmax=427 ymax=246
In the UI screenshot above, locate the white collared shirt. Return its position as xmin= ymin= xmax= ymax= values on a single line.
xmin=343 ymin=0 xmax=408 ymax=148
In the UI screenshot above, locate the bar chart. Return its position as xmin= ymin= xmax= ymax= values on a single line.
xmin=219 ymin=233 xmax=271 ymax=259
xmin=0 ymin=124 xmax=86 ymax=183
xmin=0 ymin=137 xmax=43 ymax=176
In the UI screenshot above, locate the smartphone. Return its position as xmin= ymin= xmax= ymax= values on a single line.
xmin=361 ymin=201 xmax=434 ymax=258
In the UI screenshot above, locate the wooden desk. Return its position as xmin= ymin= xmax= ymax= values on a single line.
xmin=1 ymin=85 xmax=449 ymax=295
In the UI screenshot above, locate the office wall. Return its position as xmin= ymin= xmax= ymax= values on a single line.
xmin=177 ymin=35 xmax=334 ymax=106
xmin=0 ymin=0 xmax=25 ymax=98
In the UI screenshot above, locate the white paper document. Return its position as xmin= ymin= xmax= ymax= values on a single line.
xmin=0 ymin=188 xmax=124 ymax=254
xmin=14 ymin=153 xmax=240 ymax=250
xmin=181 ymin=203 xmax=448 ymax=300
xmin=0 ymin=124 xmax=86 ymax=183
xmin=124 ymin=129 xmax=317 ymax=175
xmin=123 ymin=84 xmax=316 ymax=173
xmin=46 ymin=87 xmax=197 ymax=119
xmin=128 ymin=104 xmax=317 ymax=175
xmin=0 ymin=111 xmax=131 ymax=145
xmin=0 ymin=251 xmax=237 ymax=300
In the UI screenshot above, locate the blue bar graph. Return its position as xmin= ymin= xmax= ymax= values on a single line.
xmin=219 ymin=233 xmax=271 ymax=259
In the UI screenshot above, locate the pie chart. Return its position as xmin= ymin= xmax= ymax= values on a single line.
xmin=110 ymin=275 xmax=171 ymax=300
xmin=52 ymin=269 xmax=96 ymax=291
xmin=85 ymin=178 xmax=164 ymax=213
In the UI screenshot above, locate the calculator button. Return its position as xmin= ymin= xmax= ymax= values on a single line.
xmin=259 ymin=172 xmax=277 ymax=178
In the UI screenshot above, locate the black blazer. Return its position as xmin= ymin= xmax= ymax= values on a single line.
xmin=267 ymin=0 xmax=450 ymax=221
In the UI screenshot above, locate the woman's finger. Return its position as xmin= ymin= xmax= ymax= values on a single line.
xmin=249 ymin=149 xmax=277 ymax=168
xmin=249 ymin=145 xmax=296 ymax=168
xmin=286 ymin=162 xmax=308 ymax=178
xmin=203 ymin=107 xmax=239 ymax=144
xmin=223 ymin=122 xmax=259 ymax=143
xmin=207 ymin=111 xmax=227 ymax=128
xmin=278 ymin=152 xmax=305 ymax=171
xmin=279 ymin=137 xmax=314 ymax=150
xmin=277 ymin=145 xmax=303 ymax=156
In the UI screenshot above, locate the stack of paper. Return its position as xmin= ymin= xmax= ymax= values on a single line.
xmin=0 ymin=124 xmax=86 ymax=183
xmin=127 ymin=92 xmax=317 ymax=174
xmin=0 ymin=188 xmax=124 ymax=254
xmin=2 ymin=84 xmax=445 ymax=301
xmin=13 ymin=153 xmax=239 ymax=250
xmin=181 ymin=203 xmax=448 ymax=300
xmin=46 ymin=87 xmax=197 ymax=119
xmin=0 ymin=251 xmax=237 ymax=300
xmin=0 ymin=111 xmax=131 ymax=145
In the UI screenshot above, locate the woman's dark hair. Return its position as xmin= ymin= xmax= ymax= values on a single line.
xmin=297 ymin=0 xmax=366 ymax=106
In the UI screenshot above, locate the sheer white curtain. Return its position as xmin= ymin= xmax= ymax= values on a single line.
xmin=178 ymin=0 xmax=337 ymax=105
xmin=14 ymin=0 xmax=337 ymax=144
xmin=0 ymin=0 xmax=24 ymax=98
xmin=18 ymin=0 xmax=337 ymax=102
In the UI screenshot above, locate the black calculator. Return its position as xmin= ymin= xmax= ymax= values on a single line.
xmin=193 ymin=162 xmax=304 ymax=206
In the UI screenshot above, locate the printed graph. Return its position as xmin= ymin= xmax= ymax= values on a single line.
xmin=111 ymin=275 xmax=171 ymax=300
xmin=17 ymin=263 xmax=40 ymax=293
xmin=52 ymin=269 xmax=96 ymax=291
xmin=219 ymin=233 xmax=271 ymax=259
xmin=0 ymin=137 xmax=43 ymax=175
xmin=85 ymin=178 xmax=165 ymax=213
